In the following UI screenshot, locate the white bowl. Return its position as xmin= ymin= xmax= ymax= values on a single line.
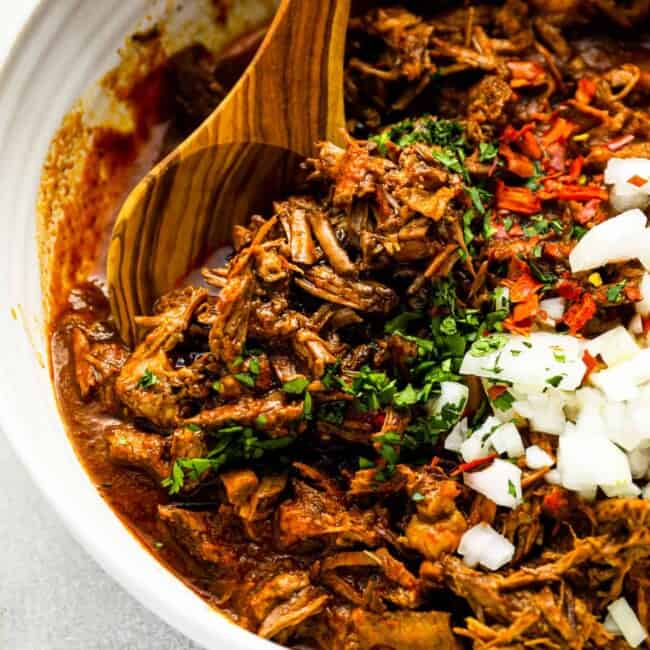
xmin=0 ymin=3 xmax=275 ymax=649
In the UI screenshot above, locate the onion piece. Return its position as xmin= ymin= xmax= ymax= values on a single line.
xmin=585 ymin=326 xmax=640 ymax=367
xmin=607 ymin=597 xmax=648 ymax=648
xmin=464 ymin=458 xmax=523 ymax=508
xmin=489 ymin=422 xmax=524 ymax=459
xmin=444 ymin=418 xmax=468 ymax=453
xmin=590 ymin=348 xmax=650 ymax=402
xmin=604 ymin=158 xmax=650 ymax=213
xmin=557 ymin=433 xmax=631 ymax=492
xmin=460 ymin=332 xmax=586 ymax=392
xmin=637 ymin=273 xmax=650 ymax=316
xmin=628 ymin=448 xmax=650 ymax=480
xmin=604 ymin=613 xmax=622 ymax=636
xmin=460 ymin=416 xmax=500 ymax=461
xmin=569 ymin=209 xmax=648 ymax=273
xmin=457 ymin=523 xmax=515 ymax=571
xmin=426 ymin=381 xmax=468 ymax=422
xmin=642 ymin=484 xmax=650 ymax=499
xmin=601 ymin=481 xmax=641 ymax=497
xmin=513 ymin=390 xmax=567 ymax=435
xmin=539 ymin=296 xmax=566 ymax=322
xmin=544 ymin=468 xmax=562 ymax=485
xmin=525 ymin=445 xmax=554 ymax=469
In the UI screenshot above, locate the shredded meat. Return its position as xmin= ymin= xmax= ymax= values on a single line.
xmin=54 ymin=4 xmax=650 ymax=648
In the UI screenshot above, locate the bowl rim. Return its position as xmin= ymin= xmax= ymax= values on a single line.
xmin=0 ymin=3 xmax=279 ymax=649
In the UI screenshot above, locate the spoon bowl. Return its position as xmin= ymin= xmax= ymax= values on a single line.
xmin=107 ymin=0 xmax=350 ymax=344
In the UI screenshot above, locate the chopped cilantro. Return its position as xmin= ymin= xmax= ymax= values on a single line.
xmin=254 ymin=415 xmax=268 ymax=428
xmin=211 ymin=380 xmax=222 ymax=392
xmin=479 ymin=141 xmax=499 ymax=162
xmin=529 ymin=259 xmax=557 ymax=286
xmin=318 ymin=401 xmax=346 ymax=425
xmin=546 ymin=374 xmax=565 ymax=388
xmin=235 ymin=372 xmax=256 ymax=388
xmin=385 ymin=311 xmax=422 ymax=334
xmin=470 ymin=334 xmax=507 ymax=357
xmin=412 ymin=491 xmax=425 ymax=502
xmin=492 ymin=390 xmax=515 ymax=411
xmin=137 ymin=369 xmax=158 ymax=389
xmin=507 ymin=479 xmax=517 ymax=498
xmin=303 ymin=391 xmax=313 ymax=420
xmin=248 ymin=358 xmax=260 ymax=375
xmin=185 ymin=423 xmax=201 ymax=432
xmin=358 ymin=457 xmax=375 ymax=469
xmin=282 ymin=377 xmax=310 ymax=394
xmin=606 ymin=281 xmax=626 ymax=303
xmin=393 ymin=384 xmax=419 ymax=408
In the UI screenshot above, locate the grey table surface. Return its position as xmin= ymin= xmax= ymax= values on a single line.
xmin=0 ymin=432 xmax=202 ymax=650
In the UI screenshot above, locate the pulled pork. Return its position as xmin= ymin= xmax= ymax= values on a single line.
xmin=59 ymin=3 xmax=650 ymax=648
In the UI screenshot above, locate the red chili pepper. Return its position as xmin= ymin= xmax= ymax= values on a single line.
xmin=496 ymin=181 xmax=542 ymax=215
xmin=627 ymin=174 xmax=648 ymax=188
xmin=543 ymin=487 xmax=571 ymax=520
xmin=512 ymin=294 xmax=539 ymax=323
xmin=452 ymin=453 xmax=498 ymax=476
xmin=541 ymin=117 xmax=576 ymax=146
xmin=582 ymin=349 xmax=599 ymax=381
xmin=564 ymin=293 xmax=597 ymax=334
xmin=505 ymin=271 xmax=543 ymax=303
xmin=557 ymin=279 xmax=583 ymax=301
xmin=499 ymin=142 xmax=535 ymax=178
xmin=625 ymin=285 xmax=642 ymax=302
xmin=553 ymin=185 xmax=608 ymax=201
xmin=575 ymin=77 xmax=597 ymax=104
xmin=567 ymin=156 xmax=584 ymax=181
xmin=607 ymin=134 xmax=635 ymax=151
xmin=544 ymin=241 xmax=572 ymax=261
xmin=487 ymin=385 xmax=509 ymax=400
xmin=520 ymin=131 xmax=542 ymax=160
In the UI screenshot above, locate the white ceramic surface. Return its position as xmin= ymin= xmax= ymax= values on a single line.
xmin=0 ymin=3 xmax=275 ymax=649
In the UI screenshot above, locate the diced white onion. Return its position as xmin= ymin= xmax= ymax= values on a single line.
xmin=607 ymin=597 xmax=648 ymax=648
xmin=539 ymin=296 xmax=566 ymax=322
xmin=590 ymin=348 xmax=650 ymax=402
xmin=585 ymin=326 xmax=640 ymax=367
xmin=557 ymin=433 xmax=631 ymax=492
xmin=525 ymin=445 xmax=554 ymax=470
xmin=637 ymin=273 xmax=650 ymax=317
xmin=464 ymin=459 xmax=523 ymax=509
xmin=544 ymin=468 xmax=562 ymax=485
xmin=426 ymin=381 xmax=469 ymax=421
xmin=457 ymin=523 xmax=515 ymax=571
xmin=489 ymin=422 xmax=524 ymax=459
xmin=630 ymin=313 xmax=644 ymax=335
xmin=513 ymin=390 xmax=567 ymax=435
xmin=444 ymin=418 xmax=468 ymax=453
xmin=460 ymin=332 xmax=586 ymax=392
xmin=604 ymin=613 xmax=622 ymax=636
xmin=642 ymin=484 xmax=650 ymax=499
xmin=569 ymin=209 xmax=648 ymax=273
xmin=460 ymin=416 xmax=500 ymax=461
xmin=627 ymin=448 xmax=650 ymax=479
xmin=601 ymin=481 xmax=641 ymax=497
xmin=605 ymin=158 xmax=650 ymax=213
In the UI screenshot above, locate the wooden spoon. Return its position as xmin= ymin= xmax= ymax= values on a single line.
xmin=107 ymin=0 xmax=350 ymax=344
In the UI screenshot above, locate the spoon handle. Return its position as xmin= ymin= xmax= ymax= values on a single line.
xmin=182 ymin=0 xmax=350 ymax=157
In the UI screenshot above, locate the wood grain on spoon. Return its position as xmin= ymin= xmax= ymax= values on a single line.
xmin=108 ymin=0 xmax=350 ymax=345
